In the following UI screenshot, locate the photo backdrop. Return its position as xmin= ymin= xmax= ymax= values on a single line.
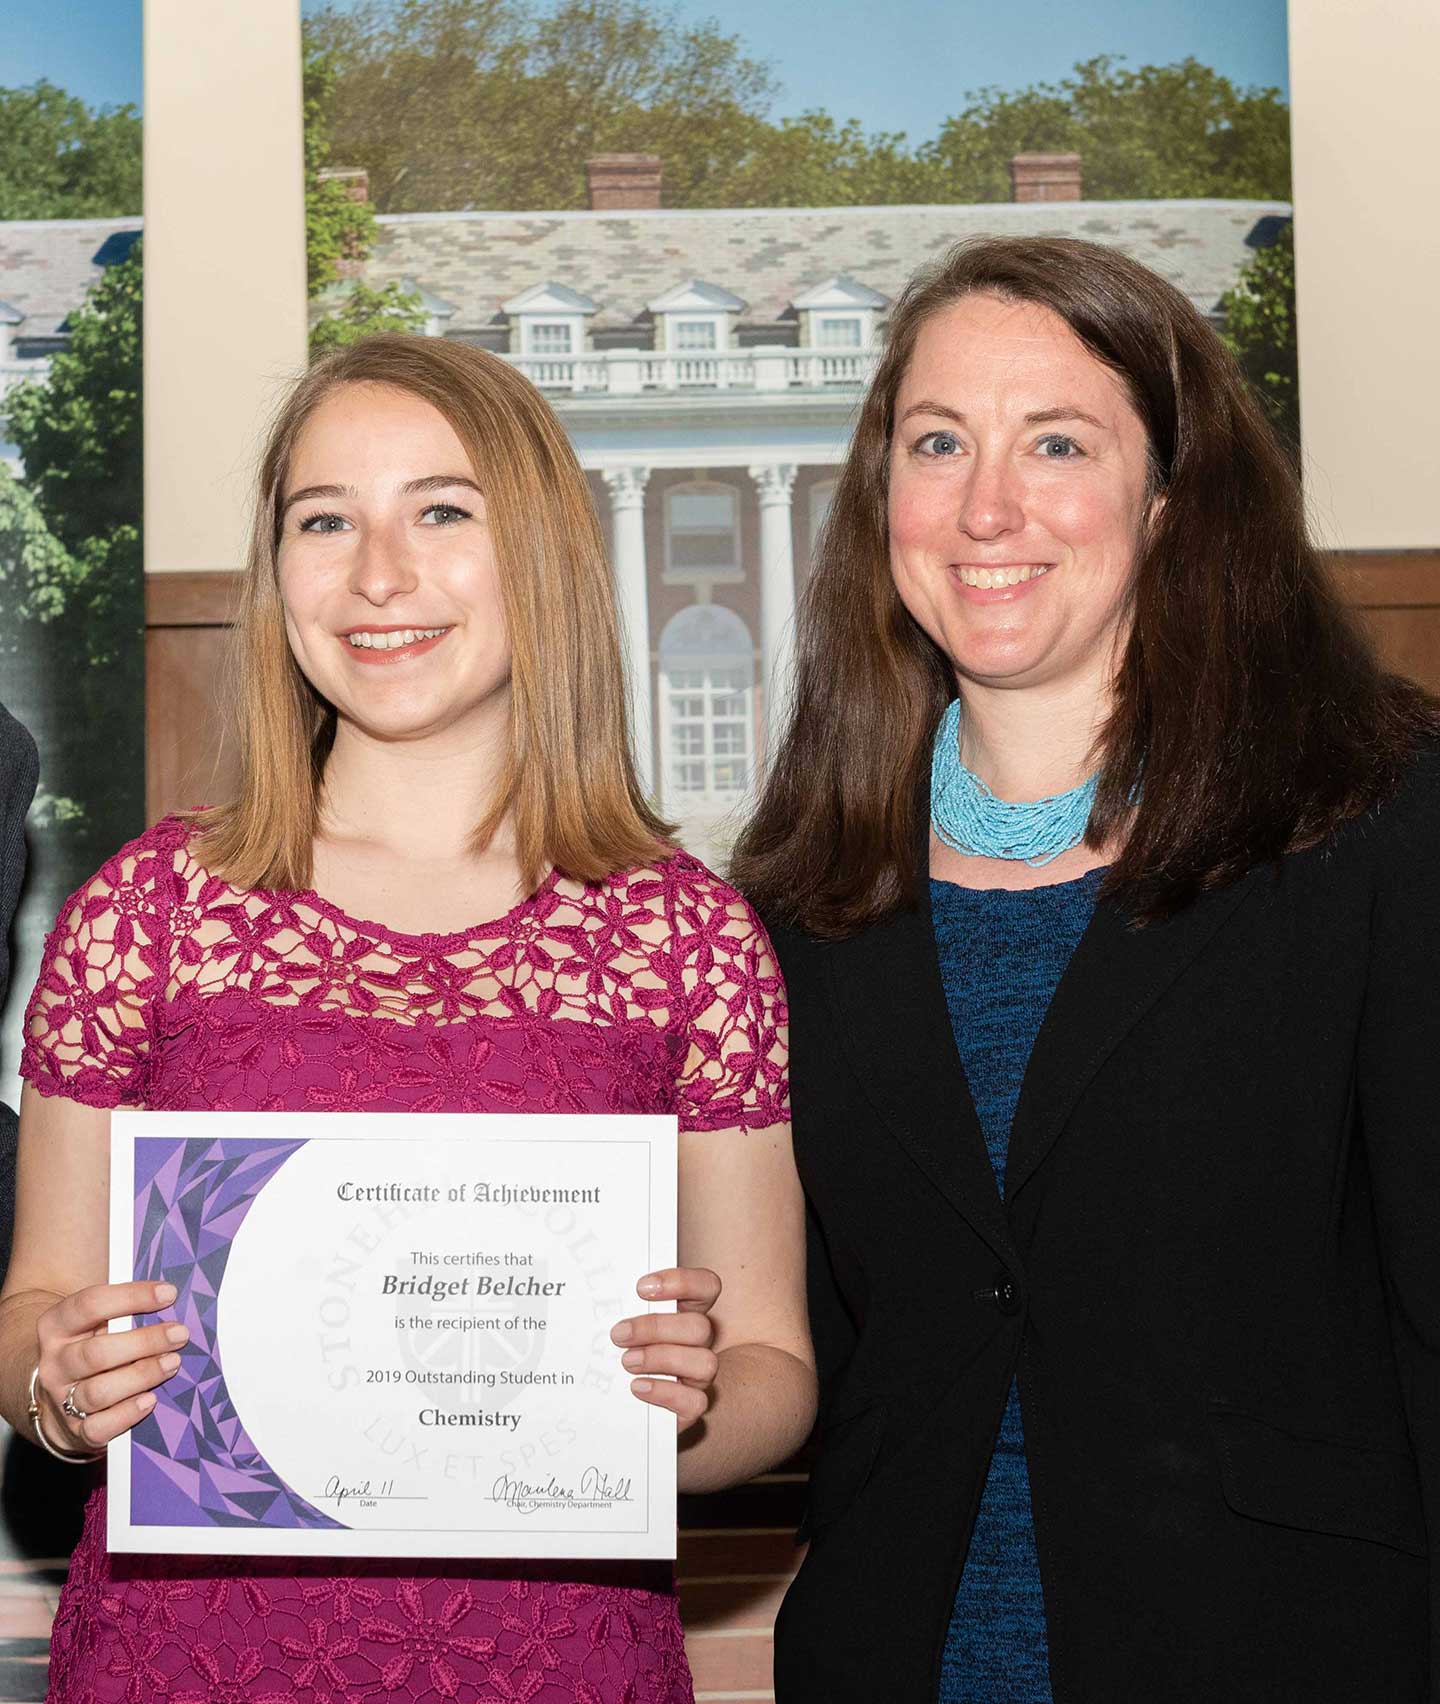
xmin=288 ymin=2 xmax=1295 ymax=1693
xmin=298 ymin=0 xmax=1295 ymax=868
xmin=0 ymin=0 xmax=1301 ymax=1697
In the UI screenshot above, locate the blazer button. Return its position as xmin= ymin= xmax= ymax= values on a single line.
xmin=975 ymin=1272 xmax=1023 ymax=1315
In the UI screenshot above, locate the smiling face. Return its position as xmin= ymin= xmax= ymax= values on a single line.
xmin=277 ymin=381 xmax=509 ymax=746
xmin=888 ymin=292 xmax=1156 ymax=701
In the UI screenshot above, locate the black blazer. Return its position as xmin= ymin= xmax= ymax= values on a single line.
xmin=768 ymin=749 xmax=1440 ymax=1704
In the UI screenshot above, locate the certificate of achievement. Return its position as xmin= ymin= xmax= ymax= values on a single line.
xmin=107 ymin=1110 xmax=677 ymax=1560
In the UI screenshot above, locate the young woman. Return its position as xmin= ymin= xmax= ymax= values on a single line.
xmin=0 ymin=335 xmax=815 ymax=1703
xmin=734 ymin=236 xmax=1440 ymax=1702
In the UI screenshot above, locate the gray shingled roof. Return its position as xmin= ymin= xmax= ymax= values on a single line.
xmin=0 ymin=219 xmax=141 ymax=338
xmin=366 ymin=199 xmax=1292 ymax=333
xmin=0 ymin=199 xmax=1289 ymax=347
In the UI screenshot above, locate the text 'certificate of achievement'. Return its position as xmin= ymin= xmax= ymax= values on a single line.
xmin=107 ymin=1110 xmax=677 ymax=1560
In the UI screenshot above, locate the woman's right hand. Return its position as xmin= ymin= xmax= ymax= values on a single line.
xmin=34 ymin=1281 xmax=188 ymax=1452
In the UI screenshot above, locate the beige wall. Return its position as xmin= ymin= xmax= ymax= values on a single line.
xmin=142 ymin=0 xmax=308 ymax=574
xmin=1290 ymin=0 xmax=1440 ymax=550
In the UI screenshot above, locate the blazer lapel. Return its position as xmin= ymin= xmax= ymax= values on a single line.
xmin=824 ymin=876 xmax=1018 ymax=1269
xmin=1005 ymin=866 xmax=1266 ymax=1201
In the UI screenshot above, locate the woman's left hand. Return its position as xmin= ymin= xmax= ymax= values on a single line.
xmin=611 ymin=1267 xmax=721 ymax=1432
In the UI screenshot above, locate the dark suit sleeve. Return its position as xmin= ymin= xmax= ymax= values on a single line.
xmin=1356 ymin=755 xmax=1440 ymax=1691
xmin=0 ymin=702 xmax=40 ymax=1281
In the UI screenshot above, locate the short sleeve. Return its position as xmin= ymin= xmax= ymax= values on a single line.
xmin=21 ymin=829 xmax=178 ymax=1109
xmin=670 ymin=860 xmax=790 ymax=1134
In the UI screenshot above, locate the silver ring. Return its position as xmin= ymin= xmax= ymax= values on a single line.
xmin=62 ymin=1383 xmax=89 ymax=1422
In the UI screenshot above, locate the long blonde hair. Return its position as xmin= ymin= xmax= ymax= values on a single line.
xmin=193 ymin=334 xmax=671 ymax=892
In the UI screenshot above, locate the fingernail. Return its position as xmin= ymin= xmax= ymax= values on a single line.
xmin=637 ymin=1275 xmax=662 ymax=1298
xmin=137 ymin=1392 xmax=156 ymax=1412
xmin=611 ymin=1321 xmax=633 ymax=1344
xmin=155 ymin=1284 xmax=177 ymax=1305
xmin=631 ymin=1379 xmax=652 ymax=1394
xmin=159 ymin=1353 xmax=180 ymax=1373
xmin=621 ymin=1349 xmax=643 ymax=1370
xmin=165 ymin=1324 xmax=188 ymax=1345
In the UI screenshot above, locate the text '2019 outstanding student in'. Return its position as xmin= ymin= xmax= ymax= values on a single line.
xmin=0 ymin=335 xmax=815 ymax=1703
xmin=733 ymin=236 xmax=1440 ymax=1704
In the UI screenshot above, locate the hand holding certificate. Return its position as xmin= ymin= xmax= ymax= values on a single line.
xmin=107 ymin=1110 xmax=678 ymax=1560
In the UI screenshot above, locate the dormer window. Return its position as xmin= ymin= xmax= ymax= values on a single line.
xmin=501 ymin=282 xmax=598 ymax=364
xmin=815 ymin=315 xmax=864 ymax=349
xmin=647 ymin=281 xmax=745 ymax=355
xmin=673 ymin=319 xmax=719 ymax=353
xmin=528 ymin=321 xmax=574 ymax=356
xmin=793 ymin=275 xmax=888 ymax=351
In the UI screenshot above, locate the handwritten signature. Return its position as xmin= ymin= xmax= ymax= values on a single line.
xmin=490 ymin=1467 xmax=635 ymax=1515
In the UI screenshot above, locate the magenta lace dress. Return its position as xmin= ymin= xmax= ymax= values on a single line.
xmin=21 ymin=816 xmax=789 ymax=1704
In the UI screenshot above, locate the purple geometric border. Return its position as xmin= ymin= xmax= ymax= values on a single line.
xmin=130 ymin=1135 xmax=342 ymax=1530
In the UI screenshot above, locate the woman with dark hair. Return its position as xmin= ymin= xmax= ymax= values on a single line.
xmin=733 ymin=236 xmax=1440 ymax=1703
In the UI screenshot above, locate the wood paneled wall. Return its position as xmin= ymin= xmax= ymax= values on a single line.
xmin=147 ymin=552 xmax=1440 ymax=831
xmin=145 ymin=571 xmax=243 ymax=823
xmin=141 ymin=548 xmax=1440 ymax=1697
xmin=1329 ymin=552 xmax=1440 ymax=694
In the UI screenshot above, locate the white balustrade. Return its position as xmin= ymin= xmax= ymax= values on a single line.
xmin=504 ymin=345 xmax=878 ymax=397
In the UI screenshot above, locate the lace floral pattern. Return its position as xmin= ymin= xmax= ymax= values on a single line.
xmin=23 ymin=816 xmax=790 ymax=1703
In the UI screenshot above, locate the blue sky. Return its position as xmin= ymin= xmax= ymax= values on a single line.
xmin=5 ymin=0 xmax=1288 ymax=138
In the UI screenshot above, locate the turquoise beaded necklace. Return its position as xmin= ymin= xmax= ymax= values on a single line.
xmin=929 ymin=699 xmax=1098 ymax=867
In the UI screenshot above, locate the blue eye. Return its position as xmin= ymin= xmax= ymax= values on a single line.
xmin=298 ymin=512 xmax=350 ymax=534
xmin=918 ymin=430 xmax=961 ymax=457
xmin=420 ymin=503 xmax=471 ymax=525
xmin=1038 ymin=434 xmax=1083 ymax=459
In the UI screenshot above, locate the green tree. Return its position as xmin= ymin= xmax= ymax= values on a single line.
xmin=305 ymin=41 xmax=424 ymax=351
xmin=924 ymin=56 xmax=1290 ymax=203
xmin=6 ymin=241 xmax=142 ymax=651
xmin=1220 ymin=222 xmax=1298 ymax=450
xmin=696 ymin=111 xmax=937 ymax=209
xmin=3 ymin=244 xmax=144 ymax=869
xmin=0 ymin=463 xmax=83 ymax=633
xmin=304 ymin=0 xmax=779 ymax=211
xmin=0 ymin=80 xmax=142 ymax=219
xmin=310 ymin=281 xmax=432 ymax=353
xmin=305 ymin=45 xmax=379 ymax=294
xmin=301 ymin=8 xmax=1290 ymax=212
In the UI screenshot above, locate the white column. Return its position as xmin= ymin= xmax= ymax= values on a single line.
xmin=602 ymin=466 xmax=654 ymax=796
xmin=750 ymin=462 xmax=799 ymax=753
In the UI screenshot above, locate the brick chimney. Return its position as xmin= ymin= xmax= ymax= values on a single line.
xmin=1008 ymin=153 xmax=1083 ymax=203
xmin=585 ymin=155 xmax=662 ymax=212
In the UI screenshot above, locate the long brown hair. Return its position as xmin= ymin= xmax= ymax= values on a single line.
xmin=194 ymin=334 xmax=670 ymax=892
xmin=732 ymin=236 xmax=1437 ymax=935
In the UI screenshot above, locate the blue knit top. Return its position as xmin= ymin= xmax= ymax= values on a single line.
xmin=930 ymin=871 xmax=1103 ymax=1704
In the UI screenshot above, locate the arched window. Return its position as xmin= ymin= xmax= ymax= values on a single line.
xmin=658 ymin=604 xmax=755 ymax=806
xmin=665 ymin=481 xmax=740 ymax=579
